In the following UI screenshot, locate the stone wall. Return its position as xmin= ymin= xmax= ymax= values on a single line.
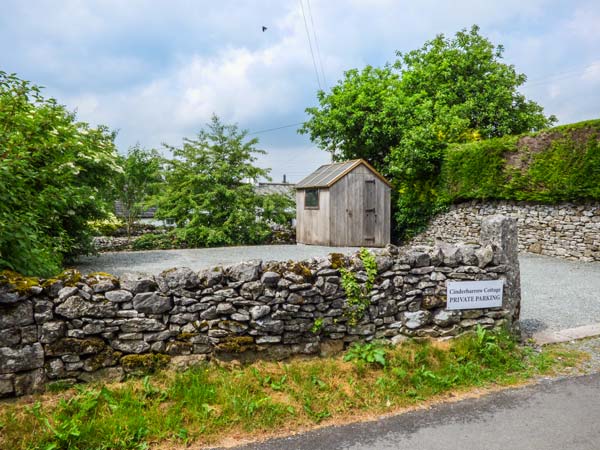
xmin=411 ymin=201 xmax=600 ymax=262
xmin=0 ymin=216 xmax=520 ymax=397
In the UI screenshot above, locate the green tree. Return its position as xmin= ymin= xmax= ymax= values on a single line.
xmin=156 ymin=115 xmax=293 ymax=246
xmin=0 ymin=71 xmax=120 ymax=276
xmin=301 ymin=25 xmax=556 ymax=238
xmin=115 ymin=145 xmax=164 ymax=238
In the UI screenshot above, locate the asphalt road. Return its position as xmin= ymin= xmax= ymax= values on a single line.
xmin=223 ymin=373 xmax=600 ymax=450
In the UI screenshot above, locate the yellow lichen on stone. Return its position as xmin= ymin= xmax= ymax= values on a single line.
xmin=329 ymin=253 xmax=346 ymax=270
xmin=216 ymin=336 xmax=255 ymax=353
xmin=120 ymin=353 xmax=170 ymax=374
xmin=0 ymin=270 xmax=41 ymax=293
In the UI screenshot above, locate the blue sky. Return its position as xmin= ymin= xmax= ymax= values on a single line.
xmin=2 ymin=0 xmax=599 ymax=182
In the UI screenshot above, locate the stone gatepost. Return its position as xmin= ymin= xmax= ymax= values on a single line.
xmin=480 ymin=215 xmax=521 ymax=331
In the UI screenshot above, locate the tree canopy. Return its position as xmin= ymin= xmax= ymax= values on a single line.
xmin=115 ymin=145 xmax=164 ymax=238
xmin=300 ymin=25 xmax=556 ymax=238
xmin=155 ymin=115 xmax=293 ymax=246
xmin=0 ymin=71 xmax=121 ymax=276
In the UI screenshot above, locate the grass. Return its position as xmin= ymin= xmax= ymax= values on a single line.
xmin=0 ymin=327 xmax=588 ymax=450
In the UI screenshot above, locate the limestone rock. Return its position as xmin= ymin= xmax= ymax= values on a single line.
xmin=404 ymin=310 xmax=431 ymax=329
xmin=0 ymin=300 xmax=34 ymax=329
xmin=120 ymin=273 xmax=157 ymax=294
xmin=198 ymin=268 xmax=223 ymax=287
xmin=157 ymin=267 xmax=200 ymax=291
xmin=111 ymin=339 xmax=150 ymax=354
xmin=132 ymin=292 xmax=173 ymax=314
xmin=40 ymin=321 xmax=67 ymax=344
xmin=0 ymin=343 xmax=44 ymax=374
xmin=105 ymin=290 xmax=133 ymax=303
xmin=14 ymin=368 xmax=45 ymax=396
xmin=250 ymin=305 xmax=270 ymax=320
xmin=260 ymin=271 xmax=280 ymax=286
xmin=55 ymin=296 xmax=116 ymax=319
xmin=228 ymin=261 xmax=261 ymax=282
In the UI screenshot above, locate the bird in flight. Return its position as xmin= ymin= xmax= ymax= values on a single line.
xmin=262 ymin=26 xmax=268 ymax=32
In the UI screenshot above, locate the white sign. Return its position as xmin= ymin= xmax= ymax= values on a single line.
xmin=446 ymin=280 xmax=504 ymax=310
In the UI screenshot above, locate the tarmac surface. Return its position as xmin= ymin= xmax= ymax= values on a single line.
xmin=221 ymin=373 xmax=600 ymax=450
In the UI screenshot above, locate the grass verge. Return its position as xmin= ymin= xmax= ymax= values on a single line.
xmin=0 ymin=326 xmax=587 ymax=450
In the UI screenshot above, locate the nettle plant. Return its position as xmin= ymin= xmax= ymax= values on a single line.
xmin=340 ymin=248 xmax=378 ymax=326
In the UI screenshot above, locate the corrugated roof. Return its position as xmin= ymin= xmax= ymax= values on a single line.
xmin=296 ymin=159 xmax=391 ymax=189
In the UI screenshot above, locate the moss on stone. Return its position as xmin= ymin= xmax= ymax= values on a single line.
xmin=329 ymin=253 xmax=346 ymax=270
xmin=286 ymin=261 xmax=313 ymax=280
xmin=177 ymin=332 xmax=199 ymax=340
xmin=216 ymin=336 xmax=255 ymax=353
xmin=45 ymin=337 xmax=106 ymax=356
xmin=120 ymin=353 xmax=170 ymax=375
xmin=41 ymin=269 xmax=83 ymax=289
xmin=85 ymin=349 xmax=122 ymax=372
xmin=85 ymin=272 xmax=118 ymax=286
xmin=0 ymin=270 xmax=41 ymax=293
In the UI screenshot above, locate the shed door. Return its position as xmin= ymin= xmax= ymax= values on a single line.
xmin=364 ymin=179 xmax=376 ymax=244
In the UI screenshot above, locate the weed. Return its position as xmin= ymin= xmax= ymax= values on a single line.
xmin=340 ymin=248 xmax=378 ymax=326
xmin=344 ymin=341 xmax=388 ymax=367
xmin=310 ymin=317 xmax=324 ymax=333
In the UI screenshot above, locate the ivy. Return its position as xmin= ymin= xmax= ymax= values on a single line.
xmin=439 ymin=119 xmax=600 ymax=204
xmin=341 ymin=248 xmax=378 ymax=326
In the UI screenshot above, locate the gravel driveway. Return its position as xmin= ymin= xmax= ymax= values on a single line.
xmin=75 ymin=247 xmax=600 ymax=336
xmin=75 ymin=245 xmax=359 ymax=277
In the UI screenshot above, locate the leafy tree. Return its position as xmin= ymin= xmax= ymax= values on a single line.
xmin=156 ymin=115 xmax=293 ymax=246
xmin=115 ymin=145 xmax=164 ymax=238
xmin=0 ymin=71 xmax=120 ymax=276
xmin=301 ymin=25 xmax=556 ymax=238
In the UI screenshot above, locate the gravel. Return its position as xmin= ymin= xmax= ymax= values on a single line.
xmin=75 ymin=244 xmax=359 ymax=277
xmin=520 ymin=254 xmax=600 ymax=335
xmin=76 ymin=248 xmax=600 ymax=336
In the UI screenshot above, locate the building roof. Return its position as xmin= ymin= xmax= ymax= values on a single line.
xmin=255 ymin=183 xmax=295 ymax=198
xmin=295 ymin=159 xmax=391 ymax=189
xmin=114 ymin=201 xmax=157 ymax=219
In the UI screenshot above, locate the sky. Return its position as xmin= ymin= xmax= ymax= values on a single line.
xmin=2 ymin=0 xmax=599 ymax=182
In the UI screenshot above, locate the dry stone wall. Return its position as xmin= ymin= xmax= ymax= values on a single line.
xmin=0 ymin=216 xmax=520 ymax=397
xmin=412 ymin=201 xmax=600 ymax=262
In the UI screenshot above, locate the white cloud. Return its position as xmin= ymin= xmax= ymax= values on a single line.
xmin=3 ymin=0 xmax=600 ymax=181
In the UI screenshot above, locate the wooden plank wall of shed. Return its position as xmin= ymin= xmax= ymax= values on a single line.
xmin=329 ymin=165 xmax=390 ymax=247
xmin=295 ymin=189 xmax=331 ymax=245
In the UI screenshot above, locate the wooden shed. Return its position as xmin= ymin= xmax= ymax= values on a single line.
xmin=295 ymin=159 xmax=391 ymax=247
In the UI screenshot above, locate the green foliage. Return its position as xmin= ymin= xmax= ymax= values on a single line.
xmin=87 ymin=214 xmax=124 ymax=237
xmin=0 ymin=71 xmax=120 ymax=276
xmin=310 ymin=317 xmax=324 ymax=334
xmin=440 ymin=120 xmax=600 ymax=203
xmin=115 ymin=145 xmax=164 ymax=238
xmin=341 ymin=248 xmax=377 ymax=326
xmin=131 ymin=232 xmax=183 ymax=251
xmin=344 ymin=341 xmax=388 ymax=367
xmin=301 ymin=25 xmax=555 ymax=239
xmin=155 ymin=115 xmax=294 ymax=247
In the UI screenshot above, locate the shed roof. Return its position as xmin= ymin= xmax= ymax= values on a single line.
xmin=296 ymin=159 xmax=391 ymax=189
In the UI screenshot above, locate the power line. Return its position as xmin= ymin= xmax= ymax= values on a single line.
xmin=248 ymin=121 xmax=305 ymax=135
xmin=298 ymin=0 xmax=322 ymax=91
xmin=525 ymin=60 xmax=600 ymax=87
xmin=306 ymin=0 xmax=328 ymax=89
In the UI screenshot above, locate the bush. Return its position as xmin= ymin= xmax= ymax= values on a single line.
xmin=131 ymin=232 xmax=185 ymax=251
xmin=87 ymin=214 xmax=125 ymax=236
xmin=440 ymin=119 xmax=600 ymax=204
xmin=0 ymin=71 xmax=120 ymax=276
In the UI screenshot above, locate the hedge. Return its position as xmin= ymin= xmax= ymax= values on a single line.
xmin=439 ymin=119 xmax=600 ymax=204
